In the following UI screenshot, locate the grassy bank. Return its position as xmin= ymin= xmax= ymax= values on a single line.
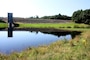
xmin=19 ymin=23 xmax=90 ymax=31
xmin=0 ymin=23 xmax=7 ymax=28
xmin=0 ymin=31 xmax=90 ymax=60
xmin=0 ymin=22 xmax=90 ymax=31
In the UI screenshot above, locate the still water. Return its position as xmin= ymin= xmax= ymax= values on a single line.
xmin=0 ymin=31 xmax=72 ymax=54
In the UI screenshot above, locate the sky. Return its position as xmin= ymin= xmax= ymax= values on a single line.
xmin=0 ymin=0 xmax=90 ymax=18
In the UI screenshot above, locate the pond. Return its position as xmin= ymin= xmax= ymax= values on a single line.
xmin=0 ymin=28 xmax=81 ymax=54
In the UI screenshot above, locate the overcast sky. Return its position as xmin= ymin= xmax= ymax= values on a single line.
xmin=0 ymin=0 xmax=90 ymax=17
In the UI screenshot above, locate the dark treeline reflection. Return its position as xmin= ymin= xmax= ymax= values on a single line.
xmin=0 ymin=27 xmax=81 ymax=38
xmin=12 ymin=28 xmax=81 ymax=38
xmin=30 ymin=31 xmax=81 ymax=38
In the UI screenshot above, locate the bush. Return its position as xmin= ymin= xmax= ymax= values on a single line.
xmin=74 ymin=25 xmax=80 ymax=28
xmin=0 ymin=20 xmax=6 ymax=23
xmin=67 ymin=26 xmax=71 ymax=28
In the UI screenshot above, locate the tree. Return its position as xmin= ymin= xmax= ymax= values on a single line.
xmin=36 ymin=15 xmax=39 ymax=19
xmin=72 ymin=9 xmax=90 ymax=24
xmin=84 ymin=9 xmax=90 ymax=24
xmin=41 ymin=13 xmax=71 ymax=20
xmin=0 ymin=18 xmax=6 ymax=23
xmin=72 ymin=10 xmax=83 ymax=23
xmin=41 ymin=16 xmax=50 ymax=19
xmin=30 ymin=16 xmax=34 ymax=19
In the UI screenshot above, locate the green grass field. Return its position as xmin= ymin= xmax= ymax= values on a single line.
xmin=19 ymin=22 xmax=90 ymax=31
xmin=19 ymin=23 xmax=88 ymax=28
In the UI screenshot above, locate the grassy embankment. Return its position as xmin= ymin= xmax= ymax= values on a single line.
xmin=19 ymin=22 xmax=90 ymax=31
xmin=0 ymin=23 xmax=7 ymax=28
xmin=0 ymin=31 xmax=90 ymax=60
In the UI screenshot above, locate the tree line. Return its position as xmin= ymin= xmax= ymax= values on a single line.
xmin=41 ymin=14 xmax=71 ymax=20
xmin=41 ymin=9 xmax=90 ymax=24
xmin=72 ymin=9 xmax=90 ymax=24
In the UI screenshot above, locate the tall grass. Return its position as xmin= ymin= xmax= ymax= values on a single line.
xmin=0 ymin=31 xmax=90 ymax=60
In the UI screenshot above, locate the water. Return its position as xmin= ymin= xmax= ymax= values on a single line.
xmin=0 ymin=31 xmax=72 ymax=54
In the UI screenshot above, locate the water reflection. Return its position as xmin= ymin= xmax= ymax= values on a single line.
xmin=8 ymin=27 xmax=13 ymax=37
xmin=6 ymin=27 xmax=81 ymax=38
xmin=0 ymin=31 xmax=72 ymax=54
xmin=0 ymin=28 xmax=81 ymax=54
xmin=8 ymin=23 xmax=13 ymax=37
xmin=0 ymin=26 xmax=81 ymax=54
xmin=42 ymin=31 xmax=81 ymax=38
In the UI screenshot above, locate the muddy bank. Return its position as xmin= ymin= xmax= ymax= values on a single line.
xmin=13 ymin=28 xmax=81 ymax=38
xmin=0 ymin=27 xmax=70 ymax=32
xmin=0 ymin=27 xmax=81 ymax=33
xmin=13 ymin=28 xmax=70 ymax=32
